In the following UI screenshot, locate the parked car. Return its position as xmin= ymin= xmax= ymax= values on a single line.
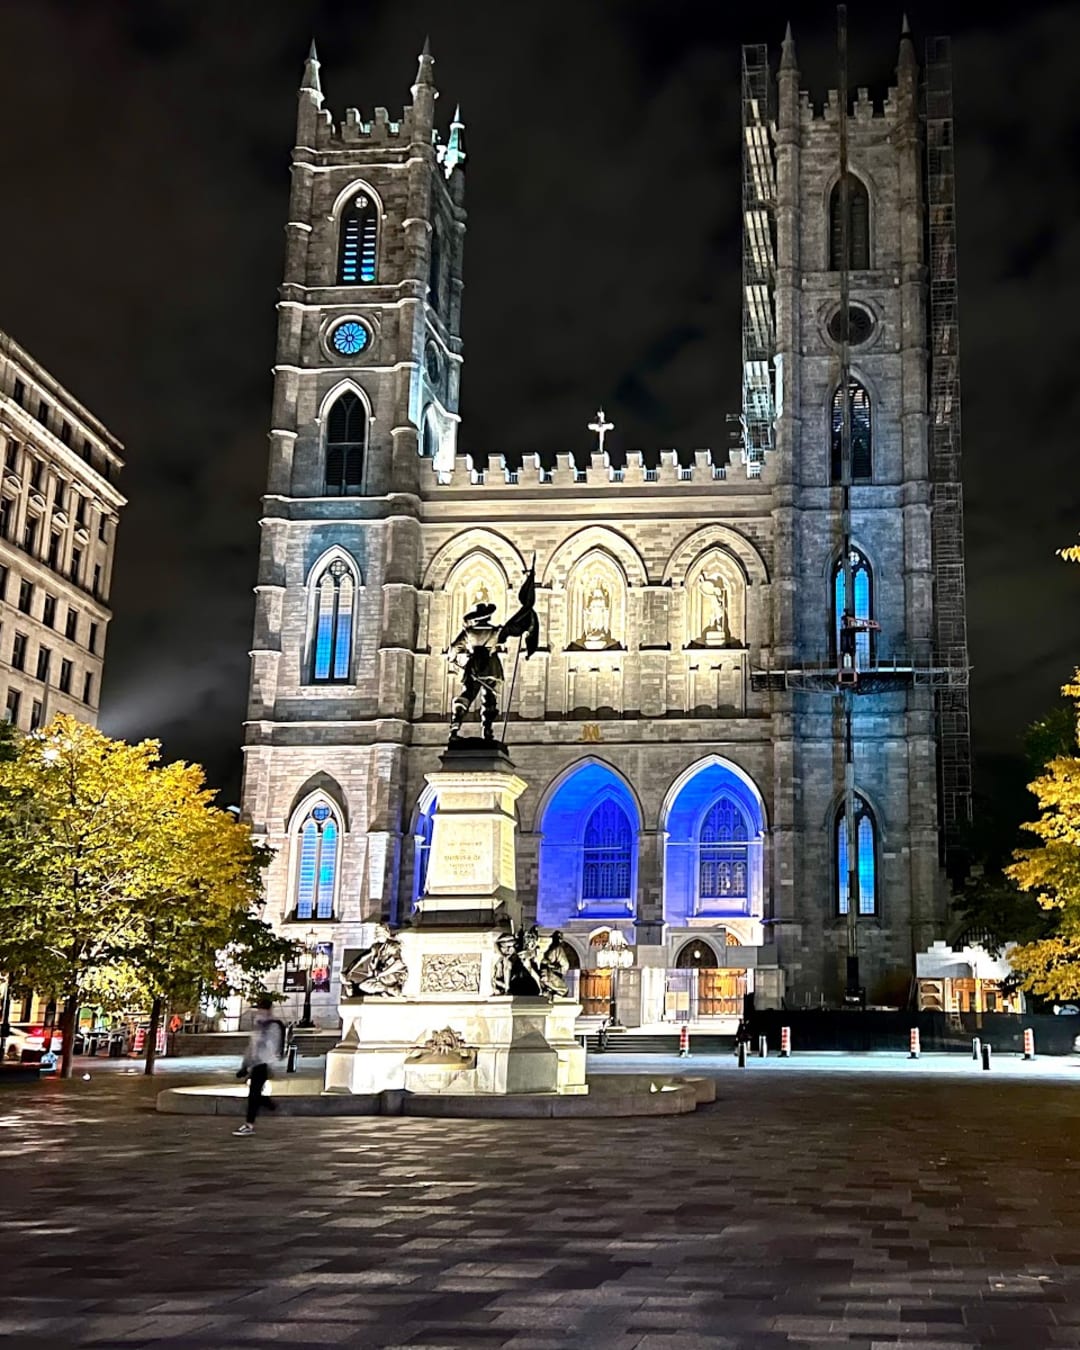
xmin=4 ymin=1024 xmax=63 ymax=1064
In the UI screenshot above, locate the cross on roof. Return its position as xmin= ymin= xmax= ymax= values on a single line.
xmin=588 ymin=408 xmax=614 ymax=456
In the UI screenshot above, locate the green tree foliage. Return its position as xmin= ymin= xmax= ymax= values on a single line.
xmin=0 ymin=716 xmax=292 ymax=1076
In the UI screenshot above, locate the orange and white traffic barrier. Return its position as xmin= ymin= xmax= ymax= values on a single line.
xmin=780 ymin=1025 xmax=791 ymax=1058
xmin=909 ymin=1027 xmax=921 ymax=1059
xmin=1023 ymin=1027 xmax=1035 ymax=1061
xmin=678 ymin=1023 xmax=690 ymax=1058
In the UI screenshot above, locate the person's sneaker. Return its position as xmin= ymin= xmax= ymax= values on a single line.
xmin=232 ymin=1123 xmax=255 ymax=1136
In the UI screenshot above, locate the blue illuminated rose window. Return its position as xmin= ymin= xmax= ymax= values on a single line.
xmin=330 ymin=320 xmax=371 ymax=357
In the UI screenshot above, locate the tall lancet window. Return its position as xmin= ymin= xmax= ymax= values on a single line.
xmin=832 ymin=548 xmax=874 ymax=667
xmin=311 ymin=558 xmax=355 ymax=683
xmin=829 ymin=175 xmax=870 ymax=271
xmin=337 ymin=191 xmax=378 ymax=283
xmin=698 ymin=797 xmax=750 ymax=901
xmin=581 ymin=799 xmax=633 ymax=904
xmin=325 ymin=392 xmax=366 ymax=495
xmin=830 ymin=379 xmax=872 ymax=482
xmin=294 ymin=801 xmax=340 ymax=920
xmin=836 ymin=795 xmax=877 ymax=916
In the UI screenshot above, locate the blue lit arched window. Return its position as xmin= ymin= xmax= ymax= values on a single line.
xmin=698 ymin=797 xmax=749 ymax=900
xmin=294 ymin=802 xmax=340 ymax=920
xmin=832 ymin=547 xmax=874 ymax=667
xmin=413 ymin=799 xmax=435 ymax=908
xmin=830 ymin=379 xmax=872 ymax=482
xmin=836 ymin=794 xmax=877 ymax=916
xmin=581 ymin=799 xmax=632 ymax=903
xmin=325 ymin=392 xmax=366 ymax=495
xmin=310 ymin=558 xmax=355 ymax=683
xmin=337 ymin=191 xmax=378 ymax=284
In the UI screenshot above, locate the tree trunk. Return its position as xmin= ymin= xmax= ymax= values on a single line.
xmin=143 ymin=995 xmax=164 ymax=1076
xmin=59 ymin=994 xmax=78 ymax=1079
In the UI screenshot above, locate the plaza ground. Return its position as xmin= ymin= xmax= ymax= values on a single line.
xmin=3 ymin=1055 xmax=1080 ymax=1348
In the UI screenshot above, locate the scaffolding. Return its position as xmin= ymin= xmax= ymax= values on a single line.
xmin=740 ymin=43 xmax=776 ymax=464
xmin=924 ymin=37 xmax=973 ymax=853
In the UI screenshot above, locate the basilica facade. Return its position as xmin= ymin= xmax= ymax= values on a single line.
xmin=241 ymin=27 xmax=970 ymax=1025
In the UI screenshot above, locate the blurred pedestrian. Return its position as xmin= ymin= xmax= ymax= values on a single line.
xmin=233 ymin=996 xmax=286 ymax=1136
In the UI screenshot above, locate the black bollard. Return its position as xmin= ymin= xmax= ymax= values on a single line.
xmin=738 ymin=1039 xmax=748 ymax=1068
xmin=971 ymin=1037 xmax=981 ymax=1061
xmin=758 ymin=1035 xmax=768 ymax=1059
xmin=981 ymin=1043 xmax=992 ymax=1071
xmin=286 ymin=1043 xmax=299 ymax=1074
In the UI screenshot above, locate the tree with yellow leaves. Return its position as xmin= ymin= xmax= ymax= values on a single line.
xmin=0 ymin=716 xmax=292 ymax=1077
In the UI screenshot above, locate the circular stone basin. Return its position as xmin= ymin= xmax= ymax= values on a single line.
xmin=156 ymin=1073 xmax=715 ymax=1119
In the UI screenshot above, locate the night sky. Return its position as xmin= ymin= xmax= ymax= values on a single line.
xmin=0 ymin=0 xmax=1076 ymax=802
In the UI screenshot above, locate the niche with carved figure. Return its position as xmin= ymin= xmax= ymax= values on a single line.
xmin=683 ymin=550 xmax=746 ymax=649
xmin=445 ymin=552 xmax=509 ymax=644
xmin=565 ymin=551 xmax=627 ymax=652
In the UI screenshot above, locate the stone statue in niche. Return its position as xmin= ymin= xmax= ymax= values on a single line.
xmin=697 ymin=573 xmax=731 ymax=647
xmin=573 ymin=577 xmax=620 ymax=650
xmin=344 ymin=925 xmax=408 ymax=997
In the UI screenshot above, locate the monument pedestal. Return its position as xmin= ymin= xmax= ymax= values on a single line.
xmin=324 ymin=743 xmax=587 ymax=1098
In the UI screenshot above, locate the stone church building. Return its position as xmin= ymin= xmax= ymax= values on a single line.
xmin=240 ymin=26 xmax=970 ymax=1025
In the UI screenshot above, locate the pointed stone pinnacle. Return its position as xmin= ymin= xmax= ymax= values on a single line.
xmin=415 ymin=35 xmax=436 ymax=90
xmin=901 ymin=13 xmax=911 ymax=35
xmin=422 ymin=34 xmax=432 ymax=57
xmin=308 ymin=37 xmax=318 ymax=63
xmin=300 ymin=38 xmax=322 ymax=98
xmin=781 ymin=20 xmax=797 ymax=71
xmin=452 ymin=102 xmax=462 ymax=125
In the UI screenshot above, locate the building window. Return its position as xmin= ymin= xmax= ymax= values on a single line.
xmin=581 ymin=799 xmax=633 ymax=903
xmin=833 ymin=547 xmax=874 ymax=667
xmin=0 ymin=564 xmax=8 ymax=602
xmin=65 ymin=608 xmax=78 ymax=641
xmin=830 ymin=379 xmax=872 ymax=482
xmin=30 ymin=699 xmax=43 ymax=731
xmin=4 ymin=688 xmax=20 ymax=724
xmin=293 ymin=801 xmax=340 ymax=920
xmin=29 ymin=459 xmax=43 ymax=490
xmin=11 ymin=633 xmax=26 ymax=671
xmin=74 ymin=496 xmax=87 ymax=527
xmin=60 ymin=421 xmax=72 ymax=446
xmin=81 ymin=439 xmax=93 ymax=463
xmin=0 ymin=498 xmax=10 ymax=540
xmin=98 ymin=514 xmax=108 ymax=542
xmin=13 ymin=379 xmax=25 ymax=407
xmin=47 ymin=533 xmax=61 ymax=570
xmin=337 ymin=191 xmax=378 ymax=284
xmin=71 ymin=548 xmax=82 ymax=583
xmin=421 ymin=409 xmax=438 ymax=460
xmin=59 ymin=659 xmax=72 ymax=694
xmin=837 ymin=794 xmax=877 ymax=915
xmin=93 ymin=564 xmax=103 ymax=598
xmin=87 ymin=620 xmax=98 ymax=653
xmin=310 ymin=558 xmax=355 ymax=683
xmin=698 ymin=797 xmax=750 ymax=901
xmin=37 ymin=399 xmax=49 ymax=426
xmin=829 ymin=175 xmax=870 ymax=270
xmin=324 ymin=392 xmax=365 ymax=495
xmin=3 ymin=440 xmax=17 ymax=471
xmin=41 ymin=595 xmax=55 ymax=628
xmin=82 ymin=672 xmax=93 ymax=705
xmin=22 ymin=517 xmax=39 ymax=554
xmin=17 ymin=580 xmax=32 ymax=614
xmin=36 ymin=646 xmax=50 ymax=682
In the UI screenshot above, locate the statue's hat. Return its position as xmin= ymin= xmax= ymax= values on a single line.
xmin=464 ymin=602 xmax=497 ymax=623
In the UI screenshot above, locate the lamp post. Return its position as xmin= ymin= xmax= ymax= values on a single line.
xmin=298 ymin=928 xmax=318 ymax=1029
xmin=594 ymin=930 xmax=634 ymax=1027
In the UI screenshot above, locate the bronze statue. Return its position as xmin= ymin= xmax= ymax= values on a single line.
xmin=344 ymin=925 xmax=407 ymax=997
xmin=448 ymin=602 xmax=506 ymax=740
xmin=491 ymin=926 xmax=571 ymax=998
xmin=538 ymin=930 xmax=571 ymax=998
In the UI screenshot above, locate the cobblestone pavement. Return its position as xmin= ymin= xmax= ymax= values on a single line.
xmin=3 ymin=1068 xmax=1080 ymax=1349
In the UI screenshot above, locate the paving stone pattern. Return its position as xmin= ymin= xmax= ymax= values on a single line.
xmin=3 ymin=1070 xmax=1080 ymax=1348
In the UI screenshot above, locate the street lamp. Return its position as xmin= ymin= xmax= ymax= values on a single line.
xmin=298 ymin=928 xmax=318 ymax=1029
xmin=594 ymin=929 xmax=634 ymax=1027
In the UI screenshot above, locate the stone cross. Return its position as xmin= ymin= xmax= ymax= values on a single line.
xmin=588 ymin=408 xmax=614 ymax=456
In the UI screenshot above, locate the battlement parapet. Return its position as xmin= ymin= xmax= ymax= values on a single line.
xmin=426 ymin=446 xmax=769 ymax=490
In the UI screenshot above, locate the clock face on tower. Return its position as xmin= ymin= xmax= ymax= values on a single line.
xmin=424 ymin=340 xmax=443 ymax=387
xmin=330 ymin=319 xmax=371 ymax=357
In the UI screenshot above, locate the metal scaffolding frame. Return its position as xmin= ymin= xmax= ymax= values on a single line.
xmin=924 ymin=36 xmax=973 ymax=853
xmin=740 ymin=43 xmax=776 ymax=465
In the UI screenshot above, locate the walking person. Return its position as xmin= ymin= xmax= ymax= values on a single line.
xmin=233 ymin=995 xmax=287 ymax=1136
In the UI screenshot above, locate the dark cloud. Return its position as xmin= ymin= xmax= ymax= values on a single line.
xmin=0 ymin=0 xmax=1076 ymax=797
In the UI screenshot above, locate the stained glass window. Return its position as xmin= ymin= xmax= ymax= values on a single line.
xmin=831 ymin=379 xmax=872 ymax=482
xmin=698 ymin=797 xmax=750 ymax=900
xmin=581 ymin=799 xmax=632 ymax=902
xmin=837 ymin=795 xmax=877 ymax=915
xmin=311 ymin=559 xmax=355 ymax=683
xmin=325 ymin=391 xmax=366 ymax=495
xmin=295 ymin=802 xmax=340 ymax=920
xmin=833 ymin=547 xmax=874 ymax=668
xmin=829 ymin=175 xmax=870 ymax=270
xmin=338 ymin=192 xmax=378 ymax=284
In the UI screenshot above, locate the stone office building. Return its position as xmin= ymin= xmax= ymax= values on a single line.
xmin=0 ymin=330 xmax=124 ymax=735
xmin=241 ymin=26 xmax=970 ymax=1025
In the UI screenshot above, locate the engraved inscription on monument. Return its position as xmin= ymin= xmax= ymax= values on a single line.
xmin=434 ymin=821 xmax=490 ymax=890
xmin=420 ymin=953 xmax=483 ymax=994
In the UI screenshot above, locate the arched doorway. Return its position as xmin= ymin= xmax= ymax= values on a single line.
xmin=673 ymin=937 xmax=746 ymax=1019
xmin=578 ymin=928 xmax=616 ymax=1019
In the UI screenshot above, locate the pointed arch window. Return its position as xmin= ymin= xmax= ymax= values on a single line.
xmin=582 ymin=799 xmax=633 ymax=903
xmin=831 ymin=379 xmax=872 ymax=482
xmin=311 ymin=558 xmax=356 ymax=683
xmin=294 ymin=802 xmax=340 ymax=920
xmin=829 ymin=175 xmax=870 ymax=271
xmin=325 ymin=392 xmax=366 ymax=495
xmin=337 ymin=191 xmax=378 ymax=283
xmin=832 ymin=547 xmax=874 ymax=668
xmin=836 ymin=794 xmax=877 ymax=915
xmin=698 ymin=797 xmax=749 ymax=900
xmin=421 ymin=407 xmax=438 ymax=460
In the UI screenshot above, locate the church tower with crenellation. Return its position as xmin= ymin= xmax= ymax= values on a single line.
xmin=242 ymin=24 xmax=969 ymax=1024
